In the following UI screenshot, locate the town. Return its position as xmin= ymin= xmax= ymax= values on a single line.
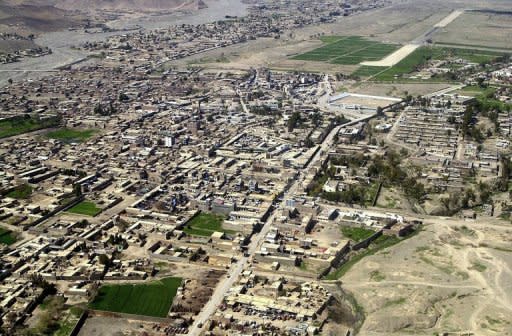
xmin=0 ymin=0 xmax=511 ymax=335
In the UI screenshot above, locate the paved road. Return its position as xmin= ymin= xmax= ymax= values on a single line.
xmin=188 ymin=78 xmax=350 ymax=335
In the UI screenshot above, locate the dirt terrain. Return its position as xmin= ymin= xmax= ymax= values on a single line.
xmin=432 ymin=11 xmax=512 ymax=50
xmin=0 ymin=3 xmax=83 ymax=35
xmin=4 ymin=0 xmax=200 ymax=12
xmin=342 ymin=217 xmax=512 ymax=335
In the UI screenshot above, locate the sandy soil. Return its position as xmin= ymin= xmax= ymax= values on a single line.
xmin=361 ymin=44 xmax=419 ymax=67
xmin=341 ymin=217 xmax=512 ymax=335
xmin=349 ymin=82 xmax=450 ymax=97
xmin=432 ymin=11 xmax=512 ymax=50
xmin=434 ymin=10 xmax=464 ymax=28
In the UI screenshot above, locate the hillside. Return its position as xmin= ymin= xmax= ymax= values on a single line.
xmin=4 ymin=0 xmax=204 ymax=12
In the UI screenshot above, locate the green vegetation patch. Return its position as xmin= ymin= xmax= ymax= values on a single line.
xmin=6 ymin=183 xmax=32 ymax=199
xmin=0 ymin=227 xmax=17 ymax=245
xmin=352 ymin=65 xmax=387 ymax=77
xmin=0 ymin=115 xmax=60 ymax=138
xmin=292 ymin=36 xmax=399 ymax=65
xmin=183 ymin=212 xmax=234 ymax=237
xmin=358 ymin=46 xmax=506 ymax=81
xmin=369 ymin=270 xmax=386 ymax=282
xmin=53 ymin=313 xmax=80 ymax=336
xmin=89 ymin=277 xmax=182 ymax=317
xmin=341 ymin=226 xmax=376 ymax=242
xmin=458 ymin=85 xmax=496 ymax=96
xmin=325 ymin=235 xmax=403 ymax=280
xmin=67 ymin=201 xmax=102 ymax=217
xmin=470 ymin=261 xmax=487 ymax=272
xmin=383 ymin=297 xmax=406 ymax=308
xmin=46 ymin=128 xmax=96 ymax=143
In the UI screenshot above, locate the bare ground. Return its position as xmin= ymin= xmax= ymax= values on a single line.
xmin=341 ymin=218 xmax=512 ymax=335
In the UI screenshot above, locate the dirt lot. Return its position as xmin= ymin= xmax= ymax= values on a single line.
xmin=348 ymin=82 xmax=450 ymax=97
xmin=341 ymin=217 xmax=512 ymax=335
xmin=432 ymin=11 xmax=512 ymax=50
xmin=171 ymin=269 xmax=224 ymax=314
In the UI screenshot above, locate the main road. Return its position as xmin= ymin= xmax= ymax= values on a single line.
xmin=188 ymin=79 xmax=375 ymax=335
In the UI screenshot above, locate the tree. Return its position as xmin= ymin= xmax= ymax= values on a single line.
xmin=94 ymin=103 xmax=104 ymax=115
xmin=287 ymin=112 xmax=301 ymax=132
xmin=30 ymin=274 xmax=56 ymax=295
xmin=98 ymin=254 xmax=110 ymax=265
xmin=119 ymin=93 xmax=129 ymax=102
xmin=73 ymin=183 xmax=82 ymax=197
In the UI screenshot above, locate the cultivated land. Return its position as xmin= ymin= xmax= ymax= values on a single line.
xmin=341 ymin=226 xmax=376 ymax=242
xmin=6 ymin=184 xmax=32 ymax=199
xmin=292 ymin=36 xmax=399 ymax=65
xmin=0 ymin=227 xmax=16 ymax=245
xmin=342 ymin=218 xmax=512 ymax=335
xmin=354 ymin=46 xmax=506 ymax=81
xmin=183 ymin=212 xmax=234 ymax=236
xmin=46 ymin=128 xmax=96 ymax=143
xmin=89 ymin=277 xmax=182 ymax=317
xmin=66 ymin=201 xmax=102 ymax=217
xmin=0 ymin=115 xmax=59 ymax=139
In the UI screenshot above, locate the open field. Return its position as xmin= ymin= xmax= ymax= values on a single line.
xmin=6 ymin=184 xmax=32 ymax=199
xmin=0 ymin=227 xmax=16 ymax=245
xmin=434 ymin=10 xmax=464 ymax=28
xmin=432 ymin=11 xmax=512 ymax=51
xmin=342 ymin=218 xmax=512 ymax=335
xmin=46 ymin=128 xmax=96 ymax=143
xmin=292 ymin=36 xmax=399 ymax=65
xmin=67 ymin=201 xmax=102 ymax=217
xmin=325 ymin=235 xmax=403 ymax=280
xmin=0 ymin=115 xmax=60 ymax=138
xmin=170 ymin=1 xmax=476 ymax=74
xmin=183 ymin=212 xmax=234 ymax=236
xmin=89 ymin=277 xmax=182 ymax=317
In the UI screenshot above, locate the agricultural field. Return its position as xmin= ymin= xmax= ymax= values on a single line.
xmin=0 ymin=115 xmax=60 ymax=138
xmin=352 ymin=65 xmax=388 ymax=77
xmin=183 ymin=212 xmax=234 ymax=237
xmin=341 ymin=226 xmax=377 ymax=242
xmin=67 ymin=201 xmax=102 ymax=217
xmin=46 ymin=128 xmax=96 ymax=143
xmin=292 ymin=36 xmax=399 ymax=65
xmin=353 ymin=46 xmax=506 ymax=81
xmin=6 ymin=184 xmax=32 ymax=199
xmin=89 ymin=277 xmax=182 ymax=317
xmin=0 ymin=227 xmax=17 ymax=245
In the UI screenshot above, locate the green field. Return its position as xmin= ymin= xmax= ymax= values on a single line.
xmin=352 ymin=65 xmax=388 ymax=77
xmin=67 ymin=201 xmax=102 ymax=217
xmin=0 ymin=115 xmax=60 ymax=138
xmin=6 ymin=184 xmax=32 ymax=199
xmin=89 ymin=277 xmax=182 ymax=317
xmin=183 ymin=212 xmax=235 ymax=237
xmin=292 ymin=36 xmax=399 ymax=65
xmin=341 ymin=226 xmax=376 ymax=242
xmin=46 ymin=128 xmax=96 ymax=143
xmin=0 ymin=227 xmax=17 ymax=245
xmin=353 ymin=46 xmax=506 ymax=81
